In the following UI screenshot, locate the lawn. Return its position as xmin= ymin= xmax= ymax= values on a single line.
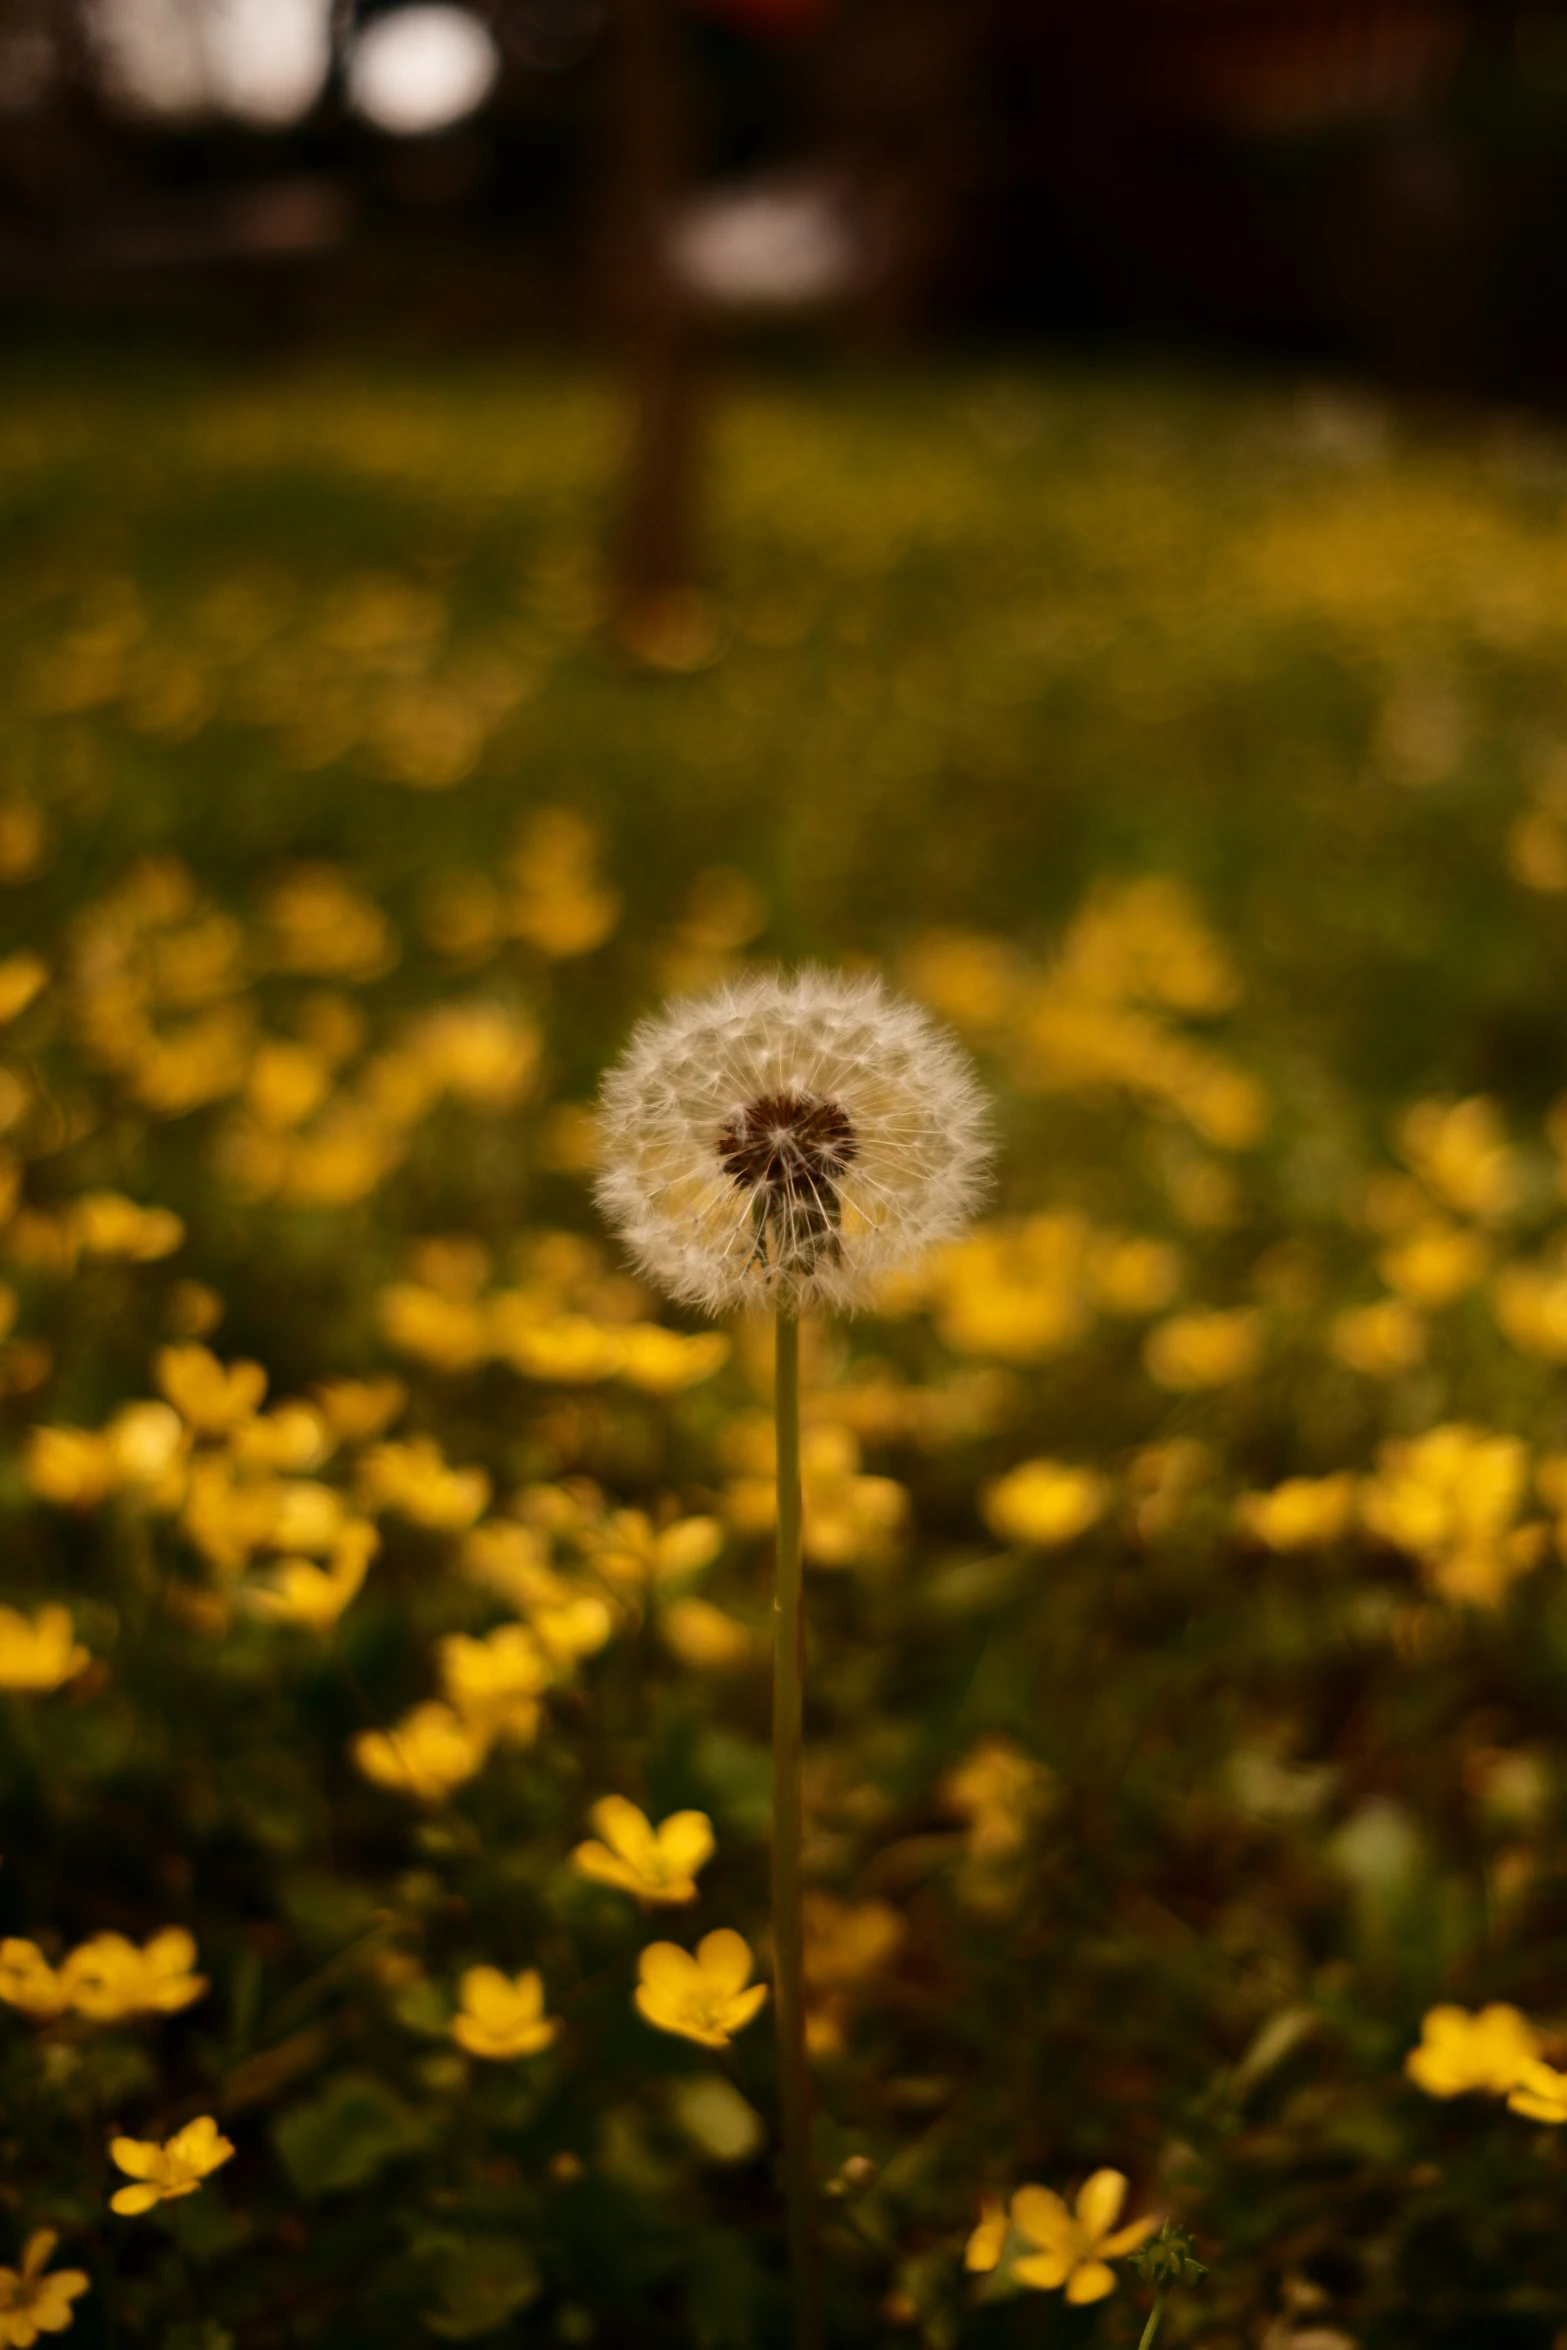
xmin=3 ymin=344 xmax=1567 ymax=2349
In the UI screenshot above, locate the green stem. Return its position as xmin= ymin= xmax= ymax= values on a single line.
xmin=1137 ymin=2287 xmax=1170 ymax=2350
xmin=773 ymin=1309 xmax=822 ymax=2350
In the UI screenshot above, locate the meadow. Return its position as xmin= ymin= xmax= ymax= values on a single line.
xmin=4 ymin=344 xmax=1567 ymax=2349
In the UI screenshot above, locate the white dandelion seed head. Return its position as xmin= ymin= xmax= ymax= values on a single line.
xmin=594 ymin=966 xmax=993 ymax=1319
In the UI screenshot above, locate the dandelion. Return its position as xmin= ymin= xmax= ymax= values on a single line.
xmin=451 ymin=1967 xmax=558 ymax=2060
xmin=595 ymin=969 xmax=989 ymax=1319
xmin=571 ymin=1796 xmax=715 ymax=1903
xmin=108 ymin=2116 xmax=234 ymax=2214
xmin=635 ymin=1929 xmax=768 ymax=2050
xmin=597 ymin=969 xmax=987 ymax=2350
xmin=0 ymin=2232 xmax=89 ymax=2346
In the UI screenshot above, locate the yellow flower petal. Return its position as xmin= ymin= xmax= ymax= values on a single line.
xmin=695 ymin=1928 xmax=752 ymax=1997
xmin=1064 ymin=2260 xmax=1118 ymax=2305
xmin=1075 ymin=2167 xmax=1128 ymax=2242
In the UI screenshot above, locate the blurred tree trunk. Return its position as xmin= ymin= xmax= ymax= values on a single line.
xmin=599 ymin=0 xmax=708 ymax=661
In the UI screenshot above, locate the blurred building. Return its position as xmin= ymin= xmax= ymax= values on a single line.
xmin=1 ymin=0 xmax=1565 ymax=394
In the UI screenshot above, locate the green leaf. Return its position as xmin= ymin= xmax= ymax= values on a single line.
xmin=273 ymin=2069 xmax=430 ymax=2197
xmin=421 ymin=2238 xmax=541 ymax=2339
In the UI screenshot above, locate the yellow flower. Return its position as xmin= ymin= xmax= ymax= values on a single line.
xmin=614 ymin=1326 xmax=731 ymax=1395
xmin=358 ymin=1439 xmax=491 ymax=1531
xmin=572 ymin=1796 xmax=714 ymax=1903
xmin=1235 ymin=1474 xmax=1357 ymax=1552
xmin=1494 ymin=1262 xmax=1567 ymax=1361
xmin=25 ymin=1429 xmax=116 ymax=1511
xmin=1405 ymin=2003 xmax=1539 ymax=2097
xmin=154 ymin=1344 xmax=267 ymax=1435
xmin=352 ymin=1701 xmax=489 ymax=1803
xmin=72 ymin=1192 xmax=184 ymax=1262
xmin=0 ymin=2230 xmax=89 ymax=2346
xmin=982 ymin=1459 xmax=1108 ymax=1549
xmin=451 ymin=1966 xmax=558 ymax=2061
xmin=634 ymin=1929 xmax=767 ymax=2049
xmin=65 ymin=1928 xmax=207 ymax=2022
xmin=1362 ymin=1424 xmax=1539 ymax=1607
xmin=1144 ymin=1307 xmax=1260 ymax=1391
xmin=1378 ymin=1221 xmax=1488 ymax=1308
xmin=0 ymin=1941 xmax=74 ymax=2020
xmin=0 ymin=953 xmax=46 ymax=1025
xmin=495 ymin=1316 xmax=625 ymax=1385
xmin=438 ymin=1625 xmax=550 ymax=1744
xmin=658 ymin=1597 xmax=752 ymax=1670
xmin=942 ymin=1738 xmax=1054 ymax=1861
xmin=1397 ymin=1095 xmax=1518 ymax=1223
xmin=1507 ymin=2057 xmax=1567 ymax=2123
xmin=249 ymin=1522 xmax=378 ymax=1634
xmin=964 ymin=2192 xmax=1010 ymax=2273
xmin=108 ymin=2115 xmax=234 ymax=2215
xmin=0 ymin=1607 xmax=89 ymax=1694
xmin=1007 ymin=2172 xmax=1157 ymax=2303
xmin=1330 ymin=1297 xmax=1426 ymax=1376
xmin=314 ymin=1377 xmax=406 ymax=1443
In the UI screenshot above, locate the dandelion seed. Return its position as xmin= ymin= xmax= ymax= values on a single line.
xmin=594 ymin=969 xmax=991 ymax=1317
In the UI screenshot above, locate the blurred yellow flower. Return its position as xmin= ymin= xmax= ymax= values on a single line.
xmin=105 ymin=1401 xmax=187 ymax=1501
xmin=615 ymin=1326 xmax=731 ymax=1395
xmin=0 ymin=953 xmax=47 ymax=1024
xmin=0 ymin=2230 xmax=89 ymax=2346
xmin=1362 ymin=1424 xmax=1541 ymax=1606
xmin=942 ymin=1738 xmax=1053 ymax=1861
xmin=1330 ymin=1297 xmax=1426 ymax=1376
xmin=725 ymin=1419 xmax=906 ymax=1567
xmin=314 ymin=1377 xmax=406 ymax=1443
xmin=0 ymin=1940 xmax=74 ymax=2020
xmin=73 ymin=1192 xmax=184 ymax=1262
xmin=66 ymin=1928 xmax=207 ymax=2021
xmin=438 ymin=1624 xmax=550 ymax=1744
xmin=531 ymin=1595 xmax=615 ymax=1670
xmin=658 ymin=1598 xmax=752 ymax=1670
xmin=588 ymin=1511 xmax=724 ymax=1591
xmin=353 ymin=1701 xmax=488 ymax=1803
xmin=1507 ymin=2057 xmax=1567 ymax=2123
xmin=0 ymin=1607 xmax=89 ymax=1693
xmin=982 ymin=1459 xmax=1107 ymax=1549
xmin=572 ymin=1797 xmax=714 ymax=1903
xmin=1493 ymin=1261 xmax=1567 ymax=1361
xmin=634 ymin=1929 xmax=767 ymax=2050
xmin=964 ymin=2193 xmax=1009 ymax=2274
xmin=245 ymin=1039 xmax=331 ymax=1129
xmin=1397 ymin=1096 xmax=1518 ymax=1223
xmin=108 ymin=2115 xmax=233 ymax=2215
xmin=452 ymin=1966 xmax=558 ymax=2061
xmin=154 ymin=1344 xmax=267 ymax=1434
xmin=249 ymin=1521 xmax=378 ymax=1634
xmin=507 ymin=809 xmax=619 ymax=958
xmin=358 ymin=1439 xmax=490 ymax=1531
xmin=1406 ymin=2003 xmax=1538 ymax=2097
xmin=1379 ymin=1220 xmax=1488 ymax=1308
xmin=1144 ymin=1307 xmax=1261 ymax=1390
xmin=973 ymin=2172 xmax=1156 ymax=2302
xmin=379 ymin=1283 xmax=490 ymax=1373
xmin=25 ymin=1428 xmax=116 ymax=1511
xmin=1235 ymin=1474 xmax=1357 ymax=1552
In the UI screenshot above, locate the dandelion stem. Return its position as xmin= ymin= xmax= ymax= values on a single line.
xmin=1138 ymin=2287 xmax=1170 ymax=2350
xmin=773 ymin=1307 xmax=822 ymax=2350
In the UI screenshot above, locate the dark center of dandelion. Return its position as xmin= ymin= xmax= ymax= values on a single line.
xmin=715 ymin=1091 xmax=858 ymax=1277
